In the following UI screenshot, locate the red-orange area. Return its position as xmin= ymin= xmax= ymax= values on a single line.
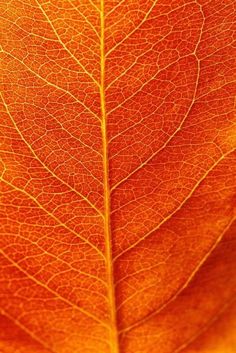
xmin=0 ymin=0 xmax=235 ymax=352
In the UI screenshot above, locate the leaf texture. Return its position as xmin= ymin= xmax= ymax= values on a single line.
xmin=0 ymin=0 xmax=236 ymax=352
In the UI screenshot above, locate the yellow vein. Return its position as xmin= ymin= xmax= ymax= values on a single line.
xmin=114 ymin=148 xmax=236 ymax=261
xmin=115 ymin=260 xmax=167 ymax=288
xmin=0 ymin=249 xmax=109 ymax=328
xmin=106 ymin=55 xmax=182 ymax=117
xmin=105 ymin=0 xmax=126 ymax=18
xmin=35 ymin=0 xmax=100 ymax=87
xmin=0 ymin=177 xmax=106 ymax=261
xmin=89 ymin=0 xmax=100 ymax=13
xmin=110 ymin=4 xmax=205 ymax=193
xmin=68 ymin=0 xmax=100 ymax=40
xmin=172 ymin=295 xmax=236 ymax=353
xmin=105 ymin=0 xmax=158 ymax=58
xmin=0 ymin=49 xmax=101 ymax=122
xmin=0 ymin=309 xmax=56 ymax=353
xmin=3 ymin=231 xmax=107 ymax=287
xmin=0 ymin=92 xmax=103 ymax=218
xmin=196 ymin=81 xmax=236 ymax=100
xmin=105 ymin=1 xmax=198 ymax=91
xmin=2 ymin=16 xmax=63 ymax=42
xmin=119 ymin=217 xmax=235 ymax=334
xmin=100 ymin=2 xmax=120 ymax=352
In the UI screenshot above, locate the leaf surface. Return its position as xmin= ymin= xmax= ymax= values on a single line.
xmin=0 ymin=0 xmax=236 ymax=352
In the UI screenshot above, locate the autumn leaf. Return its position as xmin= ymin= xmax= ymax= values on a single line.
xmin=0 ymin=0 xmax=236 ymax=352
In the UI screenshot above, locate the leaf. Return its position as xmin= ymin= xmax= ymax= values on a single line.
xmin=0 ymin=0 xmax=235 ymax=352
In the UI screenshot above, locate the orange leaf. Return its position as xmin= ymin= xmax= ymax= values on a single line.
xmin=0 ymin=1 xmax=235 ymax=352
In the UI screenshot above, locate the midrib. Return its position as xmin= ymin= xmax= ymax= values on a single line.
xmin=100 ymin=1 xmax=120 ymax=352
